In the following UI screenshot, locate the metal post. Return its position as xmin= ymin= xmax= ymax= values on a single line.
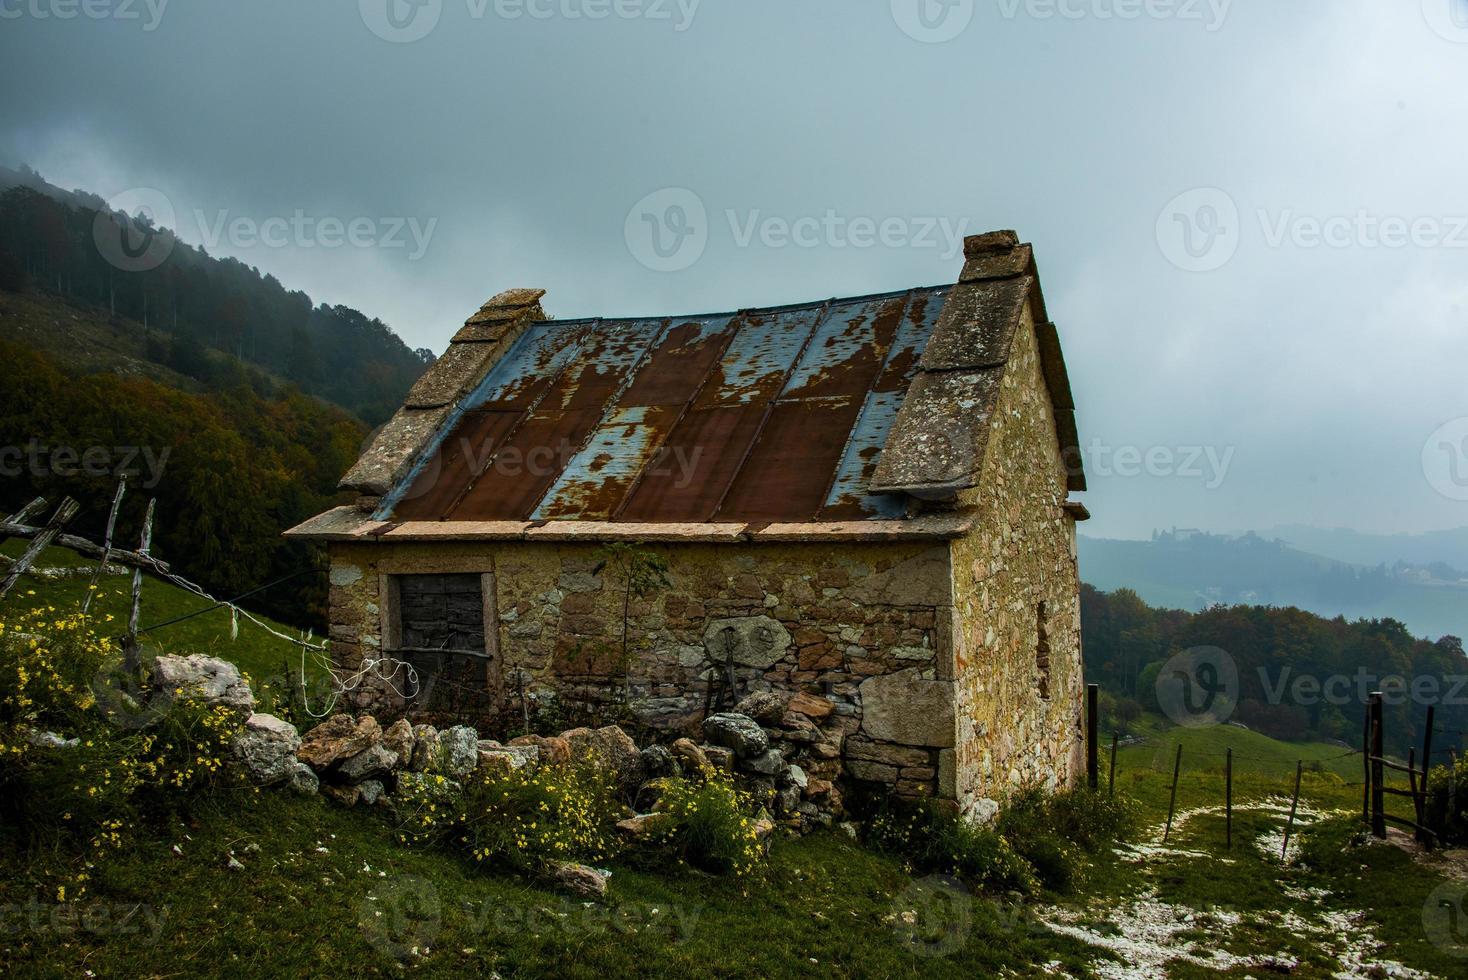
xmin=1225 ymin=747 xmax=1233 ymax=850
xmin=1087 ymin=683 xmax=1099 ymax=790
xmin=1163 ymin=744 xmax=1183 ymax=843
xmin=1282 ymin=760 xmax=1303 ymax=860
xmin=1370 ymin=692 xmax=1386 ymax=839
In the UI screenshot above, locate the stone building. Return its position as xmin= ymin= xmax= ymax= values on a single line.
xmin=286 ymin=230 xmax=1090 ymax=821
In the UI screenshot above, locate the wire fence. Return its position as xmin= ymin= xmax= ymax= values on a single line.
xmin=1098 ymin=690 xmax=1451 ymax=851
xmin=1 ymin=491 xmax=423 ymax=721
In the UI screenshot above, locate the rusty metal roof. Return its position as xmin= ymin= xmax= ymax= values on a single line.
xmin=324 ymin=231 xmax=1086 ymax=534
xmin=383 ymin=286 xmax=951 ymax=525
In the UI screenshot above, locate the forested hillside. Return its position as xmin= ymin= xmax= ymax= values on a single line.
xmin=0 ymin=164 xmax=431 ymax=424
xmin=1082 ymin=583 xmax=1468 ymax=757
xmin=0 ymin=339 xmax=362 ymax=627
xmin=1080 ymin=529 xmax=1468 ymax=641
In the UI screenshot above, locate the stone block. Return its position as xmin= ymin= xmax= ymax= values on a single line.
xmin=703 ymin=616 xmax=791 ymax=669
xmin=845 ymin=759 xmax=898 ymax=783
xmin=858 ymin=669 xmax=955 ymax=748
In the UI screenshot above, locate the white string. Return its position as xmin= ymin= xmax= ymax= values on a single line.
xmin=15 ymin=516 xmax=425 ymax=723
xmin=133 ymin=562 xmax=422 ymax=720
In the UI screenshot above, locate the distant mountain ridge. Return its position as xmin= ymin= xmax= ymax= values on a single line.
xmin=1260 ymin=524 xmax=1468 ymax=571
xmin=1080 ymin=528 xmax=1468 ymax=642
xmin=0 ymin=163 xmax=430 ymax=424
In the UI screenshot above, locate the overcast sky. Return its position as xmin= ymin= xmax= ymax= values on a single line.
xmin=3 ymin=0 xmax=1467 ymax=540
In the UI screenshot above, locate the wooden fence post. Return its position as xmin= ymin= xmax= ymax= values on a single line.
xmin=122 ymin=498 xmax=156 ymax=678
xmin=1163 ymin=744 xmax=1183 ymax=843
xmin=1362 ymin=709 xmax=1371 ymax=826
xmin=83 ymin=477 xmax=127 ymax=614
xmin=1282 ymin=760 xmax=1303 ymax=860
xmin=1087 ymin=683 xmax=1099 ymax=790
xmin=1108 ymin=731 xmax=1119 ymax=798
xmin=0 ymin=497 xmax=47 ymax=546
xmin=1370 ymin=691 xmax=1386 ymax=839
xmin=0 ymin=497 xmax=80 ymax=600
xmin=1225 ymin=747 xmax=1233 ymax=850
xmin=1420 ymin=706 xmax=1436 ymax=846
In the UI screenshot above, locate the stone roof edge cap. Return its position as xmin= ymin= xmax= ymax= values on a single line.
xmin=282 ymin=511 xmax=973 ymax=543
xmin=341 ymin=287 xmax=548 ymax=493
xmin=873 ymin=229 xmax=1083 ymax=499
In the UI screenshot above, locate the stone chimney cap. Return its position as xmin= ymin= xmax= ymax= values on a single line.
xmin=480 ymin=287 xmax=546 ymax=310
xmin=963 ymin=231 xmax=1019 ymax=258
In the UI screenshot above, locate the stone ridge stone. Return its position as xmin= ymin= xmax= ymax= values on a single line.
xmin=868 ymin=367 xmax=1005 ymax=496
xmin=959 ymin=243 xmax=1032 ymax=283
xmin=480 ymin=287 xmax=546 ymax=309
xmin=339 ymin=405 xmax=451 ymax=496
xmin=402 ymin=340 xmax=504 ymax=409
xmin=917 ymin=277 xmax=1033 ymax=372
xmin=963 ymin=230 xmax=1019 ymax=256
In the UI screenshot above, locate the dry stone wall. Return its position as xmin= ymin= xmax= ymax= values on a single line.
xmin=949 ymin=306 xmax=1086 ymax=823
xmin=326 ymin=538 xmax=959 ymax=802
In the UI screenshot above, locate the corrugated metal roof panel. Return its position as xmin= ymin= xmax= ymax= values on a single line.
xmin=475 ymin=320 xmax=589 ymax=409
xmin=534 ymin=405 xmax=680 ymax=520
xmin=615 ymin=405 xmax=768 ymax=522
xmin=821 ymin=391 xmax=910 ymax=520
xmin=714 ymin=398 xmax=866 ymax=522
xmin=394 ymin=408 xmax=522 ymax=521
xmin=692 ymin=304 xmax=824 ymax=409
xmin=780 ymin=293 xmax=906 ymax=401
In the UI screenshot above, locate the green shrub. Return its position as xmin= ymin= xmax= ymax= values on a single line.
xmin=864 ymin=799 xmax=1037 ymax=894
xmin=864 ymin=786 xmax=1135 ymax=896
xmin=0 ymin=604 xmax=112 ymax=733
xmin=642 ymin=772 xmax=767 ymax=876
xmin=395 ymin=761 xmax=622 ymax=872
xmin=1424 ymin=756 xmax=1468 ymax=844
xmin=0 ymin=606 xmax=249 ymax=899
xmin=995 ymin=786 xmax=1135 ymax=893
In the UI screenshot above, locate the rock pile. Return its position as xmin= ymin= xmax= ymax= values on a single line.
xmin=141 ymin=653 xmax=848 ymax=830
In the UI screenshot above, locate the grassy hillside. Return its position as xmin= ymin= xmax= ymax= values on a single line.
xmin=0 ymin=540 xmax=328 ymax=712
xmin=2 ymin=564 xmax=1466 ymax=977
xmin=1106 ymin=714 xmax=1408 ymax=816
xmin=0 ymin=290 xmax=205 ymax=390
xmin=1 ymin=713 xmax=1459 ymax=977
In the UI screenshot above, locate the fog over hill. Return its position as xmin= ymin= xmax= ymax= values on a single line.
xmin=1080 ymin=528 xmax=1468 ymax=642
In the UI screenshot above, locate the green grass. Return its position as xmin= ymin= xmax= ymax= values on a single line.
xmin=1109 ymin=717 xmax=1420 ymax=825
xmin=0 ymin=290 xmax=232 ymax=393
xmin=4 ymin=564 xmax=1467 ymax=977
xmin=5 ymin=757 xmax=1462 ymax=979
xmin=0 ymin=540 xmax=328 ymax=713
xmin=0 ymin=791 xmax=1103 ymax=979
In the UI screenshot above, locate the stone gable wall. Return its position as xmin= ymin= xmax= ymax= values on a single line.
xmin=948 ymin=306 xmax=1085 ymax=822
xmin=325 ymin=538 xmax=957 ymax=801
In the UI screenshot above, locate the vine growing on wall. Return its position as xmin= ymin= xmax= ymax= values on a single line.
xmin=592 ymin=542 xmax=671 ymax=689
